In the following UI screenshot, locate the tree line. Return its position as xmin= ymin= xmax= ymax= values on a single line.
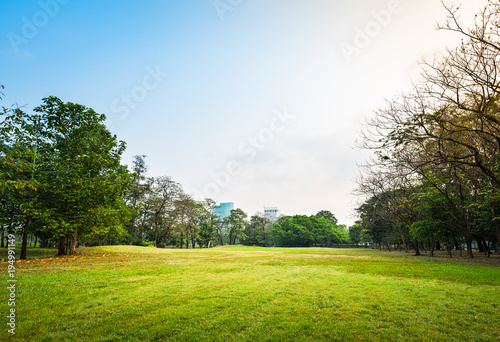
xmin=0 ymin=93 xmax=350 ymax=257
xmin=240 ymin=210 xmax=349 ymax=247
xmin=355 ymin=1 xmax=500 ymax=258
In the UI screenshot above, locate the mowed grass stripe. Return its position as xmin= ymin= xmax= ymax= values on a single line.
xmin=0 ymin=246 xmax=499 ymax=341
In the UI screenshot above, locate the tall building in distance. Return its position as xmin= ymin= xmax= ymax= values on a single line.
xmin=212 ymin=202 xmax=234 ymax=219
xmin=264 ymin=206 xmax=279 ymax=222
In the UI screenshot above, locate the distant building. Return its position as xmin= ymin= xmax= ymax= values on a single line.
xmin=264 ymin=206 xmax=279 ymax=222
xmin=212 ymin=202 xmax=234 ymax=219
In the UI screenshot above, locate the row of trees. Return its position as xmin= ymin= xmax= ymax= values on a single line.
xmin=0 ymin=97 xmax=253 ymax=256
xmin=0 ymin=86 xmax=352 ymax=257
xmin=121 ymin=155 xmax=250 ymax=249
xmin=242 ymin=210 xmax=349 ymax=247
xmin=355 ymin=1 xmax=500 ymax=258
xmin=116 ymin=161 xmax=350 ymax=249
xmin=268 ymin=212 xmax=349 ymax=247
xmin=117 ymin=164 xmax=351 ymax=248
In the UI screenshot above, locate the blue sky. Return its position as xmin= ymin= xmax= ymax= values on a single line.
xmin=1 ymin=0 xmax=483 ymax=225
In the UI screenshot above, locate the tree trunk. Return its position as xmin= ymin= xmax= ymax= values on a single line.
xmin=58 ymin=232 xmax=77 ymax=256
xmin=482 ymin=238 xmax=492 ymax=257
xmin=20 ymin=230 xmax=28 ymax=260
xmin=490 ymin=200 xmax=500 ymax=248
xmin=414 ymin=240 xmax=421 ymax=256
xmin=33 ymin=235 xmax=38 ymax=248
xmin=429 ymin=238 xmax=435 ymax=257
xmin=464 ymin=232 xmax=474 ymax=259
xmin=477 ymin=239 xmax=484 ymax=253
xmin=69 ymin=230 xmax=77 ymax=255
xmin=0 ymin=229 xmax=4 ymax=248
xmin=58 ymin=236 xmax=67 ymax=256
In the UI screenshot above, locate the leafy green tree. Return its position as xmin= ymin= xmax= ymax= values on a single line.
xmin=410 ymin=180 xmax=464 ymax=257
xmin=1 ymin=95 xmax=131 ymax=256
xmin=349 ymin=221 xmax=368 ymax=245
xmin=173 ymin=191 xmax=198 ymax=248
xmin=356 ymin=196 xmax=398 ymax=250
xmin=123 ymin=155 xmax=151 ymax=244
xmin=81 ymin=199 xmax=130 ymax=246
xmin=315 ymin=210 xmax=338 ymax=225
xmin=33 ymin=97 xmax=131 ymax=255
xmin=1 ymin=94 xmax=46 ymax=258
xmin=270 ymin=215 xmax=345 ymax=247
xmin=197 ymin=198 xmax=217 ymax=248
xmin=225 ymin=208 xmax=247 ymax=245
xmin=242 ymin=213 xmax=271 ymax=246
xmin=149 ymin=176 xmax=180 ymax=247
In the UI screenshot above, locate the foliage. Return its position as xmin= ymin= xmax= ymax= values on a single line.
xmin=1 ymin=94 xmax=131 ymax=256
xmin=356 ymin=1 xmax=500 ymax=257
xmin=241 ymin=213 xmax=272 ymax=246
xmin=348 ymin=221 xmax=370 ymax=245
xmin=270 ymin=215 xmax=347 ymax=247
xmin=224 ymin=208 xmax=248 ymax=245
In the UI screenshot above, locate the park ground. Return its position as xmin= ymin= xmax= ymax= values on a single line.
xmin=0 ymin=246 xmax=499 ymax=341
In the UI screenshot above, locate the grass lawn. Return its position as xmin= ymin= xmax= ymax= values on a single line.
xmin=0 ymin=245 xmax=499 ymax=341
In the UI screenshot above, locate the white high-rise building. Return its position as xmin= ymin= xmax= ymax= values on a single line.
xmin=264 ymin=206 xmax=279 ymax=222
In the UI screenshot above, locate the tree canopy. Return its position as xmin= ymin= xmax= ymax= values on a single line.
xmin=356 ymin=1 xmax=500 ymax=258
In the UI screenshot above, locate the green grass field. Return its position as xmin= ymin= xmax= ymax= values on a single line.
xmin=0 ymin=246 xmax=499 ymax=341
